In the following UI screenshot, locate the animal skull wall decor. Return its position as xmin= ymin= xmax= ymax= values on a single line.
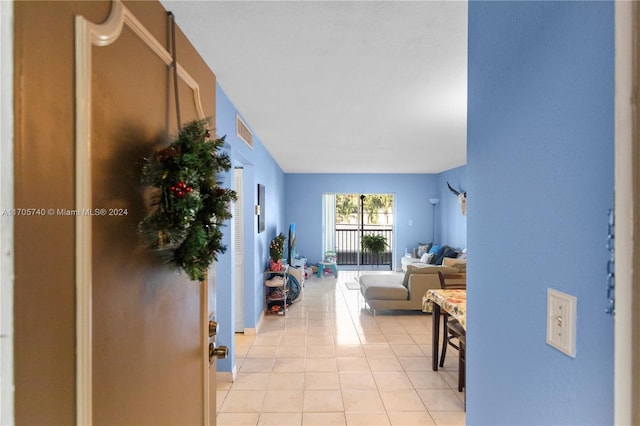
xmin=447 ymin=182 xmax=467 ymax=216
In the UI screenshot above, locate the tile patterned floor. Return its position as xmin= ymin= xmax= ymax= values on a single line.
xmin=217 ymin=270 xmax=466 ymax=426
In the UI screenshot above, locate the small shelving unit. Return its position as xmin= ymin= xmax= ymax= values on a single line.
xmin=264 ymin=265 xmax=289 ymax=316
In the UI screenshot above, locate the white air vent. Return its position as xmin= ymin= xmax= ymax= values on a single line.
xmin=236 ymin=115 xmax=253 ymax=149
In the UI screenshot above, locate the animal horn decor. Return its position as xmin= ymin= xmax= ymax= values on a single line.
xmin=447 ymin=181 xmax=467 ymax=216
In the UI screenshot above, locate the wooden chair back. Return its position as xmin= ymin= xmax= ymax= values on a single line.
xmin=437 ymin=271 xmax=467 ymax=289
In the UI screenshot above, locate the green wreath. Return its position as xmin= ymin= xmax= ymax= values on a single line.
xmin=138 ymin=118 xmax=237 ymax=281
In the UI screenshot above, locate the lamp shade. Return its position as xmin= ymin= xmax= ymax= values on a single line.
xmin=428 ymin=198 xmax=440 ymax=205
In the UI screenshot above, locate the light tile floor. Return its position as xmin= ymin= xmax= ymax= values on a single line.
xmin=217 ymin=270 xmax=465 ymax=426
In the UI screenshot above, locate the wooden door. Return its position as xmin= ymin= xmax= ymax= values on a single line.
xmin=75 ymin=1 xmax=217 ymax=423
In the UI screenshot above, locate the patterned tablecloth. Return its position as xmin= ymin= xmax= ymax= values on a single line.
xmin=423 ymin=289 xmax=466 ymax=330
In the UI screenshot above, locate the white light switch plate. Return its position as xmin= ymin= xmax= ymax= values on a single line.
xmin=546 ymin=288 xmax=577 ymax=358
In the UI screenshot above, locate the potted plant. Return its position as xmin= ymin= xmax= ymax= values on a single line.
xmin=269 ymin=233 xmax=286 ymax=271
xmin=361 ymin=234 xmax=387 ymax=266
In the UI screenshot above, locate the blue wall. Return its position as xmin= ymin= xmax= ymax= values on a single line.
xmin=215 ymin=84 xmax=286 ymax=372
xmin=284 ymin=173 xmax=468 ymax=268
xmin=467 ymin=2 xmax=614 ymax=424
xmin=437 ymin=165 xmax=467 ymax=249
xmin=285 ymin=174 xmax=438 ymax=268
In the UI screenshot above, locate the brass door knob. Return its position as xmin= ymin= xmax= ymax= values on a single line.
xmin=209 ymin=320 xmax=218 ymax=337
xmin=209 ymin=343 xmax=228 ymax=359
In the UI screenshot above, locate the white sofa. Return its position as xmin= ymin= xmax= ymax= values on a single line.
xmin=401 ymin=254 xmax=466 ymax=272
xmin=359 ymin=258 xmax=466 ymax=315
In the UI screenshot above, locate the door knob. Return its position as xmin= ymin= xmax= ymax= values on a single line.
xmin=209 ymin=343 xmax=228 ymax=360
xmin=209 ymin=320 xmax=218 ymax=337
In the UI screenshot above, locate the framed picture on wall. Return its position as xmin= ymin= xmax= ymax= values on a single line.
xmin=258 ymin=184 xmax=265 ymax=233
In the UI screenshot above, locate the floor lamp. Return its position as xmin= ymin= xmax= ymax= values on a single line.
xmin=429 ymin=198 xmax=440 ymax=244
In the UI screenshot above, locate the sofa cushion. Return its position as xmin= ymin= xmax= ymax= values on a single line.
xmin=451 ymin=262 xmax=467 ymax=272
xmin=402 ymin=264 xmax=439 ymax=286
xmin=360 ymin=274 xmax=408 ymax=301
xmin=402 ymin=263 xmax=460 ymax=287
xmin=443 ymin=257 xmax=467 ymax=272
xmin=442 ymin=257 xmax=466 ymax=267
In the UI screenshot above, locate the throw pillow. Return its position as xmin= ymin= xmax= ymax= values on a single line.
xmin=428 ymin=245 xmax=444 ymax=264
xmin=443 ymin=247 xmax=459 ymax=258
xmin=417 ymin=242 xmax=432 ymax=257
xmin=420 ymin=253 xmax=433 ymax=263
xmin=435 ymin=246 xmax=458 ymax=265
xmin=402 ymin=264 xmax=436 ymax=287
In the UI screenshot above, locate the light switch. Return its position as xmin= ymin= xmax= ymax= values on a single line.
xmin=546 ymin=288 xmax=577 ymax=358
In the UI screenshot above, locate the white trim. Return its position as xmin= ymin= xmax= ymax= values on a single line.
xmin=202 ymin=272 xmax=210 ymax=425
xmin=243 ymin=310 xmax=265 ymax=336
xmin=0 ymin=1 xmax=14 ymax=424
xmin=74 ymin=1 xmax=207 ymax=423
xmin=74 ymin=13 xmax=93 ymax=425
xmin=216 ymin=366 xmax=237 ymax=383
xmin=614 ymin=1 xmax=635 ymax=424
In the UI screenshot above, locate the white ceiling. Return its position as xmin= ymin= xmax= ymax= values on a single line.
xmin=160 ymin=1 xmax=468 ymax=174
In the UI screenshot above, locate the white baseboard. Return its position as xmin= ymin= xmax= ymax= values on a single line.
xmin=216 ymin=365 xmax=237 ymax=383
xmin=243 ymin=311 xmax=265 ymax=335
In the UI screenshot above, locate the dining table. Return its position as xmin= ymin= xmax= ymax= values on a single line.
xmin=423 ymin=289 xmax=467 ymax=371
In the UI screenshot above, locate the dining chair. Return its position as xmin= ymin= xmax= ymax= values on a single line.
xmin=436 ymin=271 xmax=467 ymax=383
xmin=459 ymin=334 xmax=466 ymax=398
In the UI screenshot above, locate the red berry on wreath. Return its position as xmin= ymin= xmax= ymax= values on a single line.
xmin=186 ymin=187 xmax=192 ymax=193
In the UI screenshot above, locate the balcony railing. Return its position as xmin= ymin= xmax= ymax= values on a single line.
xmin=334 ymin=225 xmax=393 ymax=269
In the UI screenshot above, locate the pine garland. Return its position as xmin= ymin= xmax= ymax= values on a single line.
xmin=138 ymin=118 xmax=237 ymax=281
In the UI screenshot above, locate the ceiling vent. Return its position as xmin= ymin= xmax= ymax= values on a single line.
xmin=236 ymin=115 xmax=253 ymax=149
